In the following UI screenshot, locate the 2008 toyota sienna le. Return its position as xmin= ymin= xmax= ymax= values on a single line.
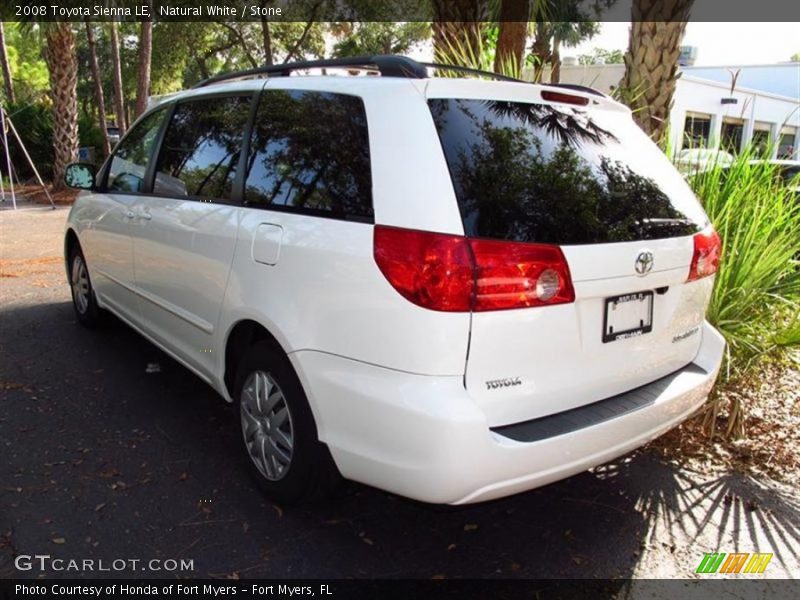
xmin=63 ymin=55 xmax=725 ymax=504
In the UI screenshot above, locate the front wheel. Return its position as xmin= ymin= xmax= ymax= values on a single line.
xmin=234 ymin=341 xmax=339 ymax=504
xmin=68 ymin=246 xmax=103 ymax=327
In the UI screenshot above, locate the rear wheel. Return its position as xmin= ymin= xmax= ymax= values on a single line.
xmin=68 ymin=246 xmax=103 ymax=327
xmin=234 ymin=341 xmax=339 ymax=504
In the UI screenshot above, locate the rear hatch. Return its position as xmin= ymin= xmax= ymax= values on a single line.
xmin=426 ymin=83 xmax=717 ymax=427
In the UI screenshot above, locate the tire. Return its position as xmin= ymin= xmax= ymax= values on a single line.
xmin=234 ymin=341 xmax=339 ymax=504
xmin=68 ymin=245 xmax=104 ymax=328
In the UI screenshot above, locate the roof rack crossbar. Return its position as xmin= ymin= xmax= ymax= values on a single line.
xmin=192 ymin=55 xmax=428 ymax=89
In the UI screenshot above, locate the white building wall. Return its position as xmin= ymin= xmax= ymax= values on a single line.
xmin=524 ymin=64 xmax=800 ymax=159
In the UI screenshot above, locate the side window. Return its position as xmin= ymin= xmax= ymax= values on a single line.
xmin=243 ymin=90 xmax=373 ymax=220
xmin=107 ymin=108 xmax=167 ymax=192
xmin=153 ymin=96 xmax=252 ymax=201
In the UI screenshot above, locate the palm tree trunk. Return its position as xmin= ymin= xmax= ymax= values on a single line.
xmin=620 ymin=0 xmax=694 ymax=141
xmin=109 ymin=21 xmax=127 ymax=134
xmin=43 ymin=23 xmax=78 ymax=192
xmin=431 ymin=0 xmax=487 ymax=65
xmin=494 ymin=0 xmax=530 ymax=76
xmin=85 ymin=22 xmax=110 ymax=158
xmin=550 ymin=35 xmax=561 ymax=83
xmin=530 ymin=22 xmax=552 ymax=83
xmin=0 ymin=22 xmax=15 ymax=104
xmin=135 ymin=20 xmax=153 ymax=119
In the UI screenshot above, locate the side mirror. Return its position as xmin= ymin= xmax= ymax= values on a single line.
xmin=64 ymin=163 xmax=96 ymax=190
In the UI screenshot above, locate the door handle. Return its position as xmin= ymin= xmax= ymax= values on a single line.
xmin=140 ymin=210 xmax=152 ymax=221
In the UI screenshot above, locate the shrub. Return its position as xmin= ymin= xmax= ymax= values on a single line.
xmin=687 ymin=147 xmax=800 ymax=436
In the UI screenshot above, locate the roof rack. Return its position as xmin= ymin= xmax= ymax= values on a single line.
xmin=192 ymin=54 xmax=606 ymax=98
xmin=192 ymin=55 xmax=428 ymax=88
xmin=420 ymin=62 xmax=522 ymax=83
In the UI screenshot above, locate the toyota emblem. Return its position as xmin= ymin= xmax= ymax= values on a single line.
xmin=635 ymin=250 xmax=654 ymax=276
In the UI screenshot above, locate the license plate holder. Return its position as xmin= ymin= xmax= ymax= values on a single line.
xmin=603 ymin=291 xmax=654 ymax=343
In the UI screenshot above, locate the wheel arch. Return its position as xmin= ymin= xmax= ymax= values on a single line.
xmin=64 ymin=228 xmax=80 ymax=278
xmin=223 ymin=319 xmax=287 ymax=401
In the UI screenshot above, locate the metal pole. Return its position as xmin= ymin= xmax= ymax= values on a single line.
xmin=0 ymin=107 xmax=15 ymax=209
xmin=5 ymin=112 xmax=55 ymax=209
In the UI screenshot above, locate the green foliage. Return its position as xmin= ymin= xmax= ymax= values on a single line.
xmin=435 ymin=32 xmax=521 ymax=79
xmin=3 ymin=102 xmax=53 ymax=179
xmin=77 ymin=111 xmax=105 ymax=153
xmin=3 ymin=23 xmax=49 ymax=104
xmin=686 ymin=147 xmax=800 ymax=434
xmin=578 ymin=48 xmax=624 ymax=65
xmin=331 ymin=22 xmax=431 ymax=57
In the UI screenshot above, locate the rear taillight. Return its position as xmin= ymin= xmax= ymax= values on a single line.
xmin=469 ymin=238 xmax=574 ymax=310
xmin=373 ymin=226 xmax=474 ymax=311
xmin=374 ymin=225 xmax=575 ymax=312
xmin=687 ymin=227 xmax=722 ymax=281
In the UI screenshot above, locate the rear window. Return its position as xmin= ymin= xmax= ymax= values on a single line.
xmin=429 ymin=98 xmax=708 ymax=245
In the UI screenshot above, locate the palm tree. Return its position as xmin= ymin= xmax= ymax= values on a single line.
xmin=85 ymin=21 xmax=110 ymax=157
xmin=431 ymin=0 xmax=488 ymax=65
xmin=0 ymin=22 xmax=15 ymax=104
xmin=135 ymin=19 xmax=153 ymax=118
xmin=620 ymin=0 xmax=694 ymax=141
xmin=42 ymin=23 xmax=78 ymax=191
xmin=494 ymin=0 xmax=532 ymax=75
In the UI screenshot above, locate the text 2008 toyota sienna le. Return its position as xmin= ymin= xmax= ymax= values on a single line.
xmin=63 ymin=56 xmax=725 ymax=504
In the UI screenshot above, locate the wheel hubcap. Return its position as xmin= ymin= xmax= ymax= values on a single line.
xmin=71 ymin=256 xmax=90 ymax=315
xmin=240 ymin=370 xmax=294 ymax=481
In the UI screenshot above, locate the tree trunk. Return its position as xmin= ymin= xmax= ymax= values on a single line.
xmin=135 ymin=20 xmax=153 ymax=119
xmin=620 ymin=0 xmax=694 ymax=141
xmin=530 ymin=22 xmax=552 ymax=83
xmin=550 ymin=35 xmax=561 ymax=83
xmin=260 ymin=1 xmax=273 ymax=65
xmin=85 ymin=22 xmax=110 ymax=158
xmin=109 ymin=21 xmax=127 ymax=134
xmin=43 ymin=23 xmax=78 ymax=191
xmin=0 ymin=22 xmax=15 ymax=104
xmin=431 ymin=0 xmax=487 ymax=65
xmin=494 ymin=0 xmax=530 ymax=76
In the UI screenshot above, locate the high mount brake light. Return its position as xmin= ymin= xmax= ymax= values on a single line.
xmin=540 ymin=90 xmax=590 ymax=106
xmin=374 ymin=226 xmax=575 ymax=312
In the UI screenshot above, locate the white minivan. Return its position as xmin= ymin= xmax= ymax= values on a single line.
xmin=64 ymin=55 xmax=725 ymax=505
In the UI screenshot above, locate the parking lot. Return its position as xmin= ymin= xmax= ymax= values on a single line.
xmin=1 ymin=206 xmax=798 ymax=583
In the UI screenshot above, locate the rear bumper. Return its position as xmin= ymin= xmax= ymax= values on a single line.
xmin=291 ymin=321 xmax=725 ymax=504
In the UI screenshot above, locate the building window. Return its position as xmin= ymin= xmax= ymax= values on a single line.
xmin=721 ymin=120 xmax=743 ymax=153
xmin=751 ymin=129 xmax=771 ymax=158
xmin=683 ymin=114 xmax=711 ymax=148
xmin=778 ymin=129 xmax=797 ymax=159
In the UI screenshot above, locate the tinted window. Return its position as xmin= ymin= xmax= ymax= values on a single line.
xmin=244 ymin=90 xmax=373 ymax=220
xmin=429 ymin=98 xmax=708 ymax=245
xmin=107 ymin=108 xmax=166 ymax=192
xmin=154 ymin=96 xmax=251 ymax=201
